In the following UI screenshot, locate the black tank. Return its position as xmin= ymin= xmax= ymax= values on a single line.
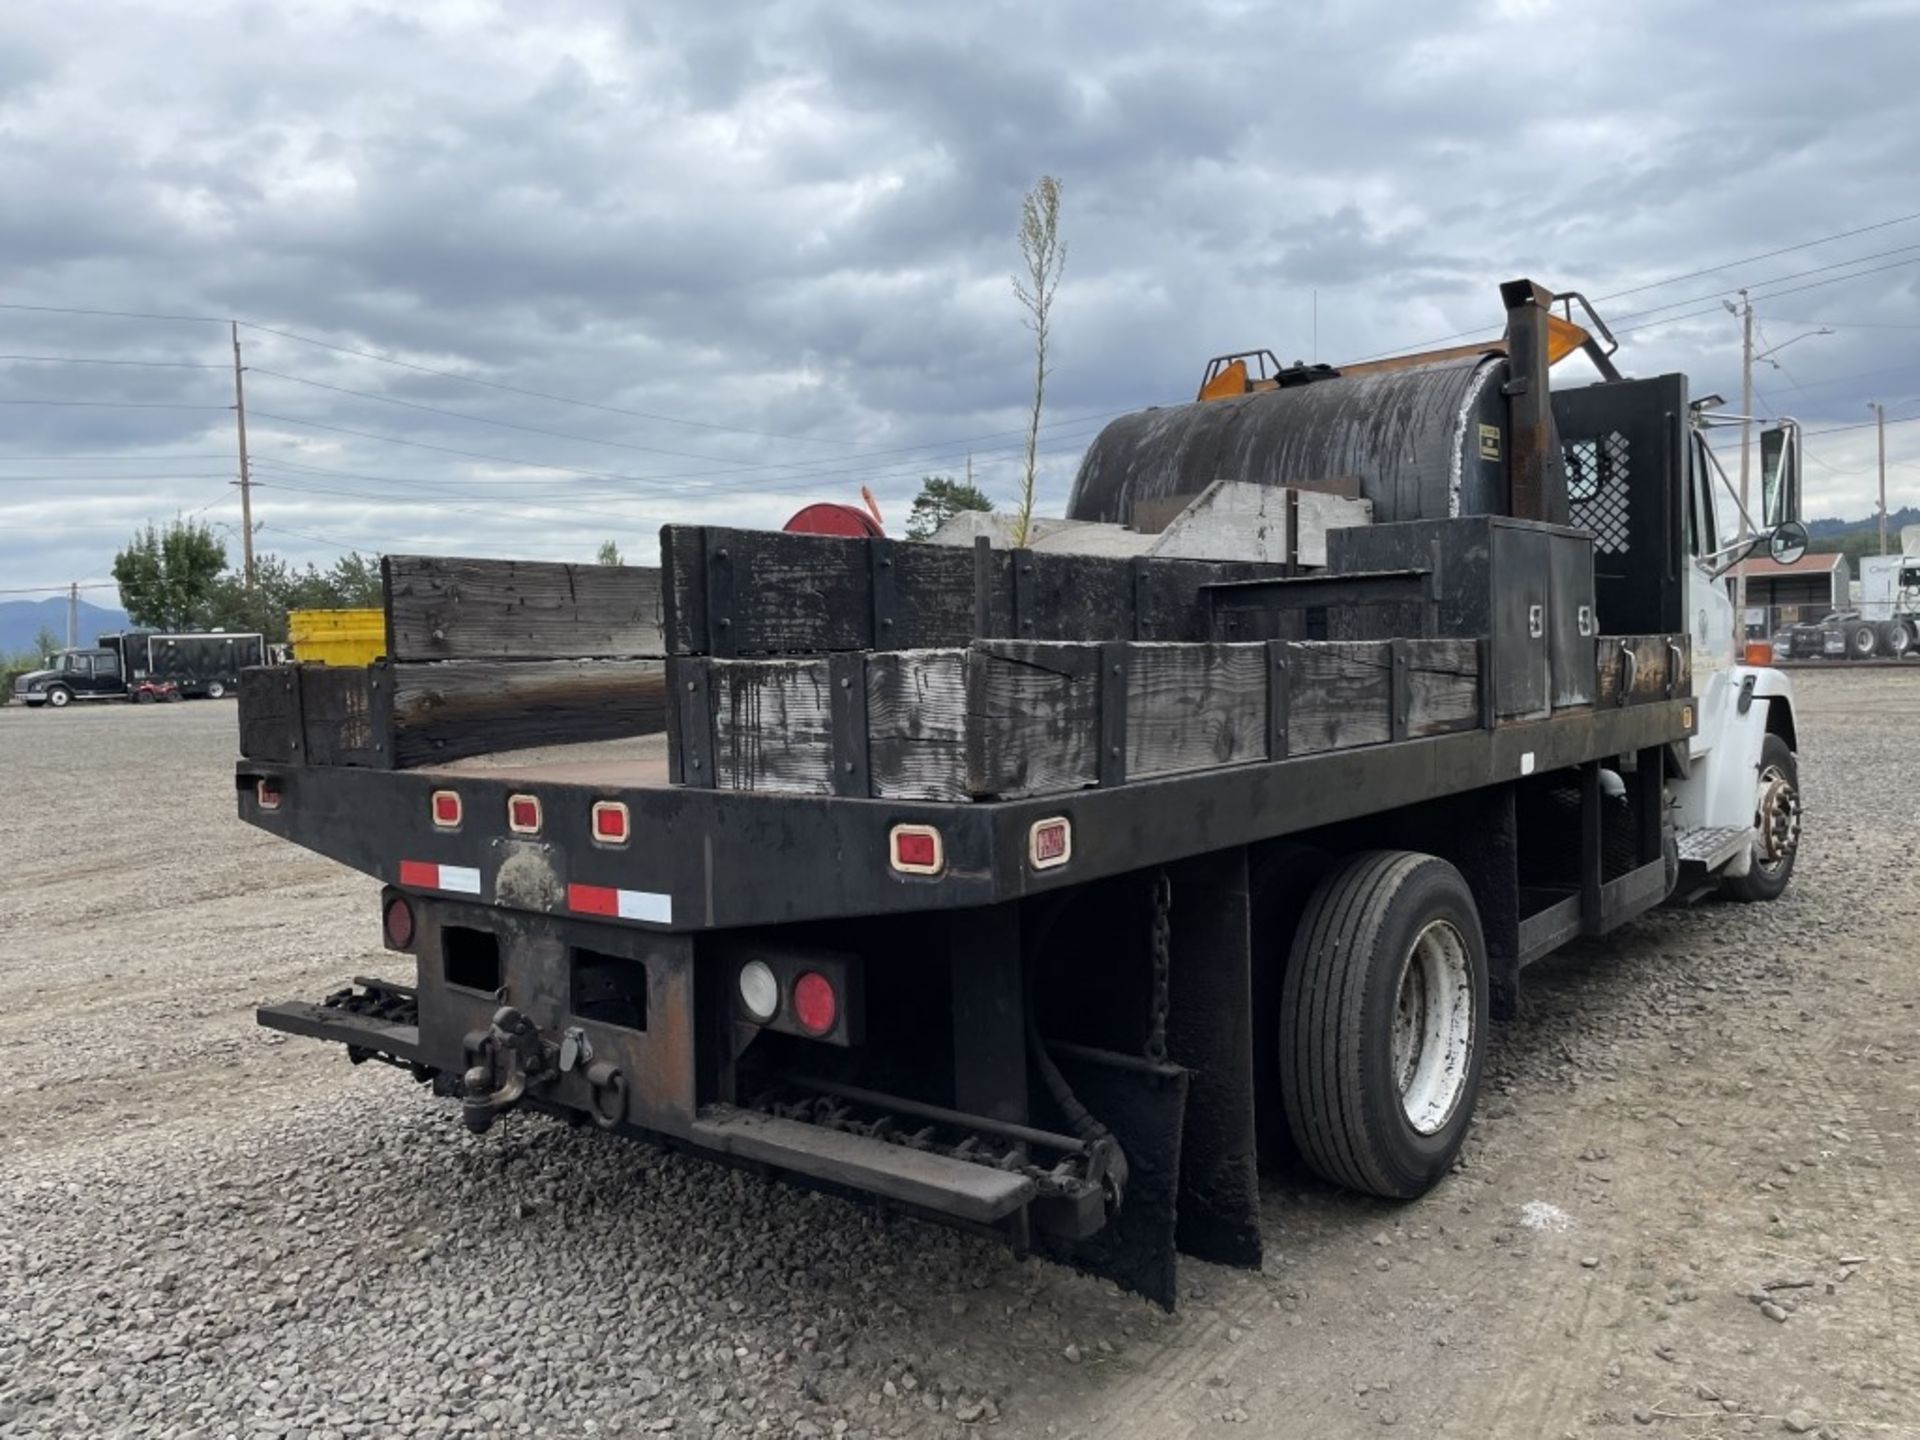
xmin=1066 ymin=356 xmax=1512 ymax=526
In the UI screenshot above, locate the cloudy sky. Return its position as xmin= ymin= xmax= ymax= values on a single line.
xmin=3 ymin=0 xmax=1918 ymax=603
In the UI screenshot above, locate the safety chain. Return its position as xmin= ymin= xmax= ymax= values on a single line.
xmin=1145 ymin=868 xmax=1172 ymax=1063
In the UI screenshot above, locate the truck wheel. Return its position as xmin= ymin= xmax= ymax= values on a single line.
xmin=1720 ymin=733 xmax=1799 ymax=903
xmin=46 ymin=685 xmax=71 ymax=709
xmin=1878 ymin=619 xmax=1913 ymax=658
xmin=1846 ymin=621 xmax=1878 ymax=659
xmin=1280 ymin=851 xmax=1488 ymax=1200
xmin=206 ymin=681 xmax=226 ymax=699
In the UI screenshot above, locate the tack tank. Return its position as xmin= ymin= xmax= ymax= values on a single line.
xmin=1066 ymin=355 xmax=1513 ymax=526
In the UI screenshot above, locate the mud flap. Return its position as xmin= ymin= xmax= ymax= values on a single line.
xmin=1164 ymin=848 xmax=1264 ymax=1269
xmin=1041 ymin=1043 xmax=1189 ymax=1310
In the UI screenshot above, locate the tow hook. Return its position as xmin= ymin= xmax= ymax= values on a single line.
xmin=462 ymin=1006 xmax=556 ymax=1134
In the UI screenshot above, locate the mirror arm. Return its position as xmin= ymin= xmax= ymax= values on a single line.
xmin=1697 ymin=436 xmax=1767 ymax=541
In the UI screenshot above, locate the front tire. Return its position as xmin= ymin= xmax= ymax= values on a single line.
xmin=1280 ymin=851 xmax=1488 ymax=1200
xmin=1720 ymin=732 xmax=1800 ymax=903
xmin=46 ymin=685 xmax=71 ymax=709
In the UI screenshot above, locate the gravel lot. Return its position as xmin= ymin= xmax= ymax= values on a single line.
xmin=2 ymin=678 xmax=1915 ymax=1440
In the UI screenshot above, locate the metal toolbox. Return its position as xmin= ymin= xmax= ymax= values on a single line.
xmin=1326 ymin=516 xmax=1597 ymax=720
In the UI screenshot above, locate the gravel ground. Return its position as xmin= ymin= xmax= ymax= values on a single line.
xmin=1 ymin=679 xmax=1915 ymax=1439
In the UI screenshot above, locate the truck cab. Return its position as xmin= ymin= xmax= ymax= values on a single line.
xmin=13 ymin=647 xmax=126 ymax=707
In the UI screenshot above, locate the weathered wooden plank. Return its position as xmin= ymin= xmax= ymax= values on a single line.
xmin=1287 ymin=641 xmax=1392 ymax=754
xmin=886 ymin=542 xmax=985 ymax=648
xmin=965 ymin=642 xmax=1101 ymax=799
xmin=717 ymin=530 xmax=872 ymax=654
xmin=1404 ymin=637 xmax=1482 ymax=738
xmin=867 ymin=649 xmax=969 ymax=801
xmin=711 ymin=657 xmax=835 ymax=793
xmin=1124 ymin=643 xmax=1267 ymax=779
xmin=384 ymin=555 xmax=664 ymax=662
xmin=238 ymin=665 xmax=301 ymax=763
xmin=1015 ymin=553 xmax=1137 ymax=641
xmin=661 ymin=526 xmax=707 ymax=655
xmin=300 ymin=663 xmax=392 ymax=768
xmin=388 ymin=659 xmax=666 ymax=768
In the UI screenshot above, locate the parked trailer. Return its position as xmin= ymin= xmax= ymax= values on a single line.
xmin=237 ymin=282 xmax=1807 ymax=1305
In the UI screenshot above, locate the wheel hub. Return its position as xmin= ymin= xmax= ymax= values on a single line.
xmin=1755 ymin=765 xmax=1800 ymax=870
xmin=1389 ymin=919 xmax=1474 ymax=1135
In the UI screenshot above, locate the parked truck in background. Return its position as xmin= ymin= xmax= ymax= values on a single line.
xmin=13 ymin=629 xmax=265 ymax=708
xmin=234 ymin=280 xmax=1810 ymax=1306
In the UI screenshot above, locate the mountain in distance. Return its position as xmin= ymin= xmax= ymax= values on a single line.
xmin=1804 ymin=505 xmax=1920 ymax=541
xmin=0 ymin=595 xmax=133 ymax=655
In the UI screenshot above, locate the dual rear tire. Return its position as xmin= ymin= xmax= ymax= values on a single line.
xmin=1279 ymin=851 xmax=1488 ymax=1200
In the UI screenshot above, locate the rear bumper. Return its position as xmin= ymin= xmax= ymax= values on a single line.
xmin=256 ymin=960 xmax=1089 ymax=1239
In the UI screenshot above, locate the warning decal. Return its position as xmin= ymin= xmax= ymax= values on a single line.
xmin=1478 ymin=424 xmax=1502 ymax=461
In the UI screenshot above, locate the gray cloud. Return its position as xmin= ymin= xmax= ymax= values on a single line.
xmin=2 ymin=0 xmax=1918 ymax=597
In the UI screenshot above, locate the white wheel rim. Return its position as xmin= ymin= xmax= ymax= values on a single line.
xmin=49 ymin=690 xmax=67 ymax=707
xmin=1390 ymin=919 xmax=1474 ymax=1135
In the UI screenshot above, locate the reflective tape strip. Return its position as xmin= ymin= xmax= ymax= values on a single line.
xmin=398 ymin=860 xmax=482 ymax=895
xmin=568 ymin=883 xmax=672 ymax=925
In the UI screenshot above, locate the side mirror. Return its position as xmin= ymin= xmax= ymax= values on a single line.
xmin=1767 ymin=519 xmax=1809 ymax=567
xmin=1760 ymin=421 xmax=1802 ymax=529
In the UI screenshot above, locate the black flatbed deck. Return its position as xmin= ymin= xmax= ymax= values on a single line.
xmin=238 ymin=695 xmax=1692 ymax=933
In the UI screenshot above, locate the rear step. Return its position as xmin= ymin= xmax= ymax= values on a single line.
xmin=691 ymin=1107 xmax=1035 ymax=1224
xmin=258 ymin=1001 xmax=423 ymax=1062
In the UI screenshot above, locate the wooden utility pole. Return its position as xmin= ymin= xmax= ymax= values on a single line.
xmin=1734 ymin=291 xmax=1754 ymax=648
xmin=67 ymin=581 xmax=78 ymax=648
xmin=1871 ymin=401 xmax=1888 ymax=555
xmin=231 ymin=322 xmax=256 ymax=588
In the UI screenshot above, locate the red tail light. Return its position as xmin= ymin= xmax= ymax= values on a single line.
xmin=792 ymin=971 xmax=838 ymax=1035
xmin=255 ymin=778 xmax=282 ymax=811
xmin=1028 ymin=816 xmax=1072 ymax=869
xmin=507 ymin=794 xmax=542 ymax=835
xmin=430 ymin=790 xmax=462 ymax=828
xmin=889 ymin=823 xmax=943 ymax=875
xmin=384 ymin=894 xmax=416 ymax=949
xmin=591 ymin=800 xmax=630 ymax=845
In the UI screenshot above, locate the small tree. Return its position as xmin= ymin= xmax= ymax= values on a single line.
xmin=1011 ymin=175 xmax=1065 ymax=548
xmin=112 ymin=520 xmax=229 ymax=630
xmin=906 ymin=475 xmax=995 ymax=541
xmin=596 ymin=540 xmax=623 ymax=566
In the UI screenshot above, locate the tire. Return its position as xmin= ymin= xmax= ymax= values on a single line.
xmin=205 ymin=681 xmax=226 ymax=699
xmin=136 ymin=689 xmax=155 ymax=704
xmin=1280 ymin=851 xmax=1488 ymax=1200
xmin=1878 ymin=619 xmax=1914 ymax=658
xmin=1720 ymin=732 xmax=1800 ymax=903
xmin=1846 ymin=621 xmax=1878 ymax=659
xmin=46 ymin=685 xmax=71 ymax=709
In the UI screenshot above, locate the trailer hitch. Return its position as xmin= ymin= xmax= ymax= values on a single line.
xmin=462 ymin=1006 xmax=557 ymax=1134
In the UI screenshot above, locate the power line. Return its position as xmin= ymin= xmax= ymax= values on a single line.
xmin=1595 ymin=209 xmax=1920 ymax=300
xmin=0 ymin=300 xmax=227 ymax=324
xmin=0 ymin=353 xmax=226 ymax=369
xmin=0 ymin=398 xmax=229 ymax=410
xmin=1355 ymin=213 xmax=1920 ymax=358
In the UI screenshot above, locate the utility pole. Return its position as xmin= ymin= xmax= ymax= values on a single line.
xmin=1734 ymin=289 xmax=1754 ymax=650
xmin=1870 ymin=401 xmax=1888 ymax=555
xmin=230 ymin=321 xmax=256 ymax=588
xmin=67 ymin=581 xmax=78 ymax=648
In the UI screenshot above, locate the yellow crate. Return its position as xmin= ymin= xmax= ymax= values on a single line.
xmin=288 ymin=608 xmax=385 ymax=666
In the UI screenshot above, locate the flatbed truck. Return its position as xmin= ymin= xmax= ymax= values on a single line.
xmin=237 ymin=281 xmax=1807 ymax=1304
